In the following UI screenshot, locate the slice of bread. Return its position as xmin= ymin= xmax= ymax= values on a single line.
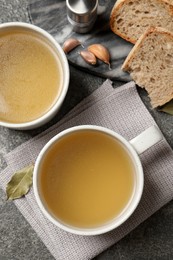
xmin=110 ymin=0 xmax=173 ymax=44
xmin=122 ymin=27 xmax=173 ymax=108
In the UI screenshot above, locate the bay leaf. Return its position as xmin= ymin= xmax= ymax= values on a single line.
xmin=159 ymin=100 xmax=173 ymax=115
xmin=6 ymin=164 xmax=34 ymax=200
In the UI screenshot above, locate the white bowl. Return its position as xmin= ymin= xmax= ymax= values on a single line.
xmin=0 ymin=22 xmax=70 ymax=130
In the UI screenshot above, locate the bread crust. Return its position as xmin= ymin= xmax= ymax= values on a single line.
xmin=110 ymin=0 xmax=173 ymax=44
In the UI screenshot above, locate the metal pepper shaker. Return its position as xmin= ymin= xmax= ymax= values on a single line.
xmin=66 ymin=0 xmax=98 ymax=33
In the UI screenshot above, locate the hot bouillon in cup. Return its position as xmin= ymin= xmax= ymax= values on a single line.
xmin=34 ymin=125 xmax=163 ymax=235
xmin=35 ymin=127 xmax=136 ymax=230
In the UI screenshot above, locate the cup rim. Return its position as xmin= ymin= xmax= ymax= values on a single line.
xmin=33 ymin=125 xmax=144 ymax=236
xmin=0 ymin=22 xmax=70 ymax=130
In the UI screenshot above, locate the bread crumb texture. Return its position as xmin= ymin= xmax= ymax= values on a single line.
xmin=110 ymin=0 xmax=173 ymax=43
xmin=122 ymin=27 xmax=173 ymax=107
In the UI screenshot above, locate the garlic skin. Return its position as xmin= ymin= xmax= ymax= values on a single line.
xmin=63 ymin=38 xmax=81 ymax=53
xmin=88 ymin=44 xmax=110 ymax=67
xmin=80 ymin=50 xmax=97 ymax=65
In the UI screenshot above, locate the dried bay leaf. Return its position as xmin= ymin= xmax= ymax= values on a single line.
xmin=159 ymin=100 xmax=173 ymax=115
xmin=6 ymin=164 xmax=34 ymax=200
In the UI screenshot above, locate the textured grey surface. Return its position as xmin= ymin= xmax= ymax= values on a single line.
xmin=0 ymin=0 xmax=173 ymax=260
xmin=28 ymin=0 xmax=132 ymax=81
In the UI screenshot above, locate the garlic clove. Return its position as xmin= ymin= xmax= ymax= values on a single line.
xmin=87 ymin=44 xmax=111 ymax=68
xmin=63 ymin=38 xmax=81 ymax=54
xmin=80 ymin=50 xmax=97 ymax=65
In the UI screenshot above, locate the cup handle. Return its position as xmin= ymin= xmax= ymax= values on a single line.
xmin=129 ymin=125 xmax=163 ymax=154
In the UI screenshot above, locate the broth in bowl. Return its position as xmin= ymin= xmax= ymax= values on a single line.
xmin=0 ymin=27 xmax=63 ymax=124
xmin=39 ymin=129 xmax=135 ymax=229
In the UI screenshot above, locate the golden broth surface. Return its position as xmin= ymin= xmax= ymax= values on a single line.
xmin=40 ymin=130 xmax=135 ymax=228
xmin=0 ymin=29 xmax=62 ymax=123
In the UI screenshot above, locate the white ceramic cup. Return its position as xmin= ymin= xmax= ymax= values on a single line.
xmin=33 ymin=125 xmax=163 ymax=236
xmin=0 ymin=22 xmax=69 ymax=130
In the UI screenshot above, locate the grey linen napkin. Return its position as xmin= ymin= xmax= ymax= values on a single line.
xmin=1 ymin=80 xmax=173 ymax=260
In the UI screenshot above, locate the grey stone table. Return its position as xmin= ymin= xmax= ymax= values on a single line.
xmin=0 ymin=1 xmax=173 ymax=260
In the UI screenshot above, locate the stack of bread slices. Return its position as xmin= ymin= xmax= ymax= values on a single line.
xmin=110 ymin=0 xmax=173 ymax=107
